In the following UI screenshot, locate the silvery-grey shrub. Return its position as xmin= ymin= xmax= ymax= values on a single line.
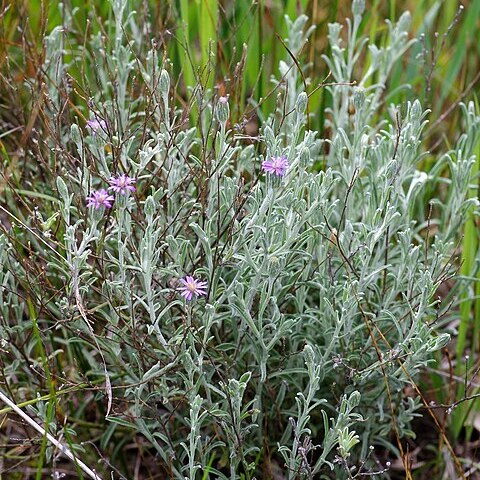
xmin=1 ymin=0 xmax=479 ymax=479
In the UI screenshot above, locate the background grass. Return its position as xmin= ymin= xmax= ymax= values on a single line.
xmin=2 ymin=0 xmax=480 ymax=136
xmin=1 ymin=0 xmax=480 ymax=478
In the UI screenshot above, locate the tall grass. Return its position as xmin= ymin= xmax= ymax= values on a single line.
xmin=4 ymin=0 xmax=478 ymax=132
xmin=1 ymin=0 xmax=480 ymax=479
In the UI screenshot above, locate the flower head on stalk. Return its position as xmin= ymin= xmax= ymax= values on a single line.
xmin=108 ymin=174 xmax=136 ymax=195
xmin=86 ymin=189 xmax=114 ymax=209
xmin=178 ymin=276 xmax=208 ymax=301
xmin=86 ymin=118 xmax=107 ymax=134
xmin=261 ymin=155 xmax=289 ymax=177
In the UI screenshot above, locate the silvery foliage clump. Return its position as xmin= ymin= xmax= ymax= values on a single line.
xmin=1 ymin=0 xmax=480 ymax=478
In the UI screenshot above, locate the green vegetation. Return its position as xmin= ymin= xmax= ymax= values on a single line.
xmin=1 ymin=1 xmax=480 ymax=479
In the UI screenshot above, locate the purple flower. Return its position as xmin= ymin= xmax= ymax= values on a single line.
xmin=178 ymin=276 xmax=208 ymax=301
xmin=86 ymin=189 xmax=114 ymax=209
xmin=86 ymin=118 xmax=107 ymax=134
xmin=108 ymin=174 xmax=136 ymax=195
xmin=262 ymin=156 xmax=289 ymax=177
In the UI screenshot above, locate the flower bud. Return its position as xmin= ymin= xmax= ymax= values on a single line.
xmin=295 ymin=92 xmax=308 ymax=115
xmin=267 ymin=255 xmax=281 ymax=275
xmin=352 ymin=0 xmax=365 ymax=16
xmin=299 ymin=146 xmax=310 ymax=166
xmin=216 ymin=96 xmax=230 ymax=124
xmin=144 ymin=196 xmax=156 ymax=219
xmin=263 ymin=125 xmax=275 ymax=149
xmin=56 ymin=177 xmax=69 ymax=204
xmin=70 ymin=124 xmax=81 ymax=145
xmin=353 ymin=87 xmax=365 ymax=110
xmin=159 ymin=69 xmax=170 ymax=97
xmin=349 ymin=390 xmax=361 ymax=408
xmin=303 ymin=344 xmax=315 ymax=366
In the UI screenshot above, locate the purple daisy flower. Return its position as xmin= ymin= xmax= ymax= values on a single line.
xmin=262 ymin=155 xmax=289 ymax=177
xmin=86 ymin=189 xmax=114 ymax=209
xmin=108 ymin=174 xmax=136 ymax=195
xmin=178 ymin=276 xmax=208 ymax=301
xmin=86 ymin=118 xmax=107 ymax=134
